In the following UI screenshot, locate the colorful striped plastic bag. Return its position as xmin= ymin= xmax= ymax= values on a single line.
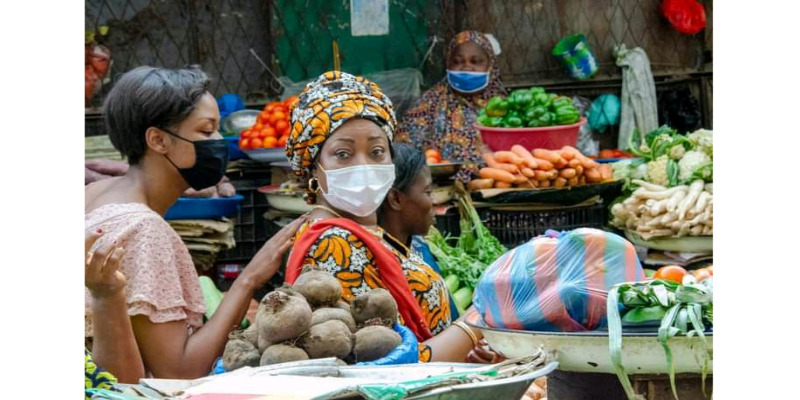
xmin=473 ymin=228 xmax=644 ymax=332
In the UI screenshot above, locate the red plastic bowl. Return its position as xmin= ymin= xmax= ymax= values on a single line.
xmin=475 ymin=118 xmax=586 ymax=151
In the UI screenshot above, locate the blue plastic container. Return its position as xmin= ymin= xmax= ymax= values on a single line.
xmin=164 ymin=195 xmax=244 ymax=221
xmin=226 ymin=136 xmax=247 ymax=161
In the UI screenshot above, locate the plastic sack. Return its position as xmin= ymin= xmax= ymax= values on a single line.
xmin=473 ymin=228 xmax=645 ymax=332
xmin=588 ymin=94 xmax=621 ymax=133
xmin=277 ymin=68 xmax=423 ymax=118
xmin=572 ymin=96 xmax=599 ymax=157
xmin=209 ymin=322 xmax=418 ymax=375
xmin=661 ymin=0 xmax=707 ymax=35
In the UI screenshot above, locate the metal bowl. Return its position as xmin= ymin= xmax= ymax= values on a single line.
xmin=429 ymin=162 xmax=464 ymax=178
xmin=221 ymin=109 xmax=260 ymax=136
xmin=244 ymin=147 xmax=286 ymax=163
xmin=464 ymin=310 xmax=712 ymax=375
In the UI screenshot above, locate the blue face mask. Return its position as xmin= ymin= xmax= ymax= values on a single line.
xmin=446 ymin=70 xmax=490 ymax=93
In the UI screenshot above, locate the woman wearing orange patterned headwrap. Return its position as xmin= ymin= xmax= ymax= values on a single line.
xmin=284 ymin=71 xmax=498 ymax=363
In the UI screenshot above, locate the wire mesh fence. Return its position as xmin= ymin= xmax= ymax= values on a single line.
xmin=86 ymin=0 xmax=711 ymax=106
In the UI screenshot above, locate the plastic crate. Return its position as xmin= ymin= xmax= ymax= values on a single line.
xmin=476 ymin=201 xmax=607 ymax=249
xmin=434 ymin=206 xmax=461 ymax=239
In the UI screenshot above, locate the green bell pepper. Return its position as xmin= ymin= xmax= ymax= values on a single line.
xmin=503 ymin=110 xmax=523 ymax=127
xmin=527 ymin=119 xmax=542 ymax=128
xmin=476 ymin=113 xmax=491 ymax=127
xmin=555 ymin=106 xmax=580 ymax=125
xmin=551 ymin=96 xmax=572 ymax=110
xmin=486 ymin=96 xmax=510 ymax=117
xmin=508 ymin=89 xmax=534 ymax=110
xmin=529 ymin=86 xmax=545 ymax=95
xmin=537 ymin=112 xmax=555 ymax=127
xmin=533 ymin=92 xmax=550 ymax=107
xmin=487 ymin=116 xmax=504 ymax=127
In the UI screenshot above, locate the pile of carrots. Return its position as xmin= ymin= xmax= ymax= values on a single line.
xmin=470 ymin=145 xmax=614 ymax=190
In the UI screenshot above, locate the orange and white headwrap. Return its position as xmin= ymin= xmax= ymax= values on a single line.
xmin=285 ymin=71 xmax=397 ymax=180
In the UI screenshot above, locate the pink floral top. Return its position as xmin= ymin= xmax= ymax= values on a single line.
xmin=84 ymin=203 xmax=206 ymax=337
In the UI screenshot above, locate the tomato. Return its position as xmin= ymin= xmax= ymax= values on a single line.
xmin=239 ymin=138 xmax=250 ymax=149
xmin=426 ymin=157 xmax=439 ymax=165
xmin=269 ymin=111 xmax=287 ymax=126
xmin=251 ymin=138 xmax=263 ymax=148
xmin=598 ymin=149 xmax=616 ymax=159
xmin=263 ymin=126 xmax=277 ymax=138
xmin=253 ymin=122 xmax=264 ymax=132
xmin=274 ymin=120 xmax=289 ymax=136
xmin=425 ymin=149 xmax=441 ymax=159
xmin=692 ymin=268 xmax=712 ymax=282
xmin=653 ymin=265 xmax=687 ymax=283
xmin=277 ymin=135 xmax=288 ymax=148
xmin=284 ymin=95 xmax=299 ymax=110
xmin=241 ymin=129 xmax=252 ymax=138
xmin=264 ymin=102 xmax=280 ymax=113
xmin=263 ymin=136 xmax=278 ymax=148
xmin=273 ymin=104 xmax=289 ymax=115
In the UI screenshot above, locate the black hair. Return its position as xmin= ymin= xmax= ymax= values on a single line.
xmin=390 ymin=144 xmax=427 ymax=193
xmin=103 ymin=65 xmax=211 ymax=165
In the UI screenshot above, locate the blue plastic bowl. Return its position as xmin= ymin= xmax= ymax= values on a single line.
xmin=164 ymin=195 xmax=244 ymax=221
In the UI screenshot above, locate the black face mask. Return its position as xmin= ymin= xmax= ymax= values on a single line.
xmin=162 ymin=128 xmax=229 ymax=190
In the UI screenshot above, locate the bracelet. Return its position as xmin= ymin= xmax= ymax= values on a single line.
xmin=453 ymin=321 xmax=479 ymax=347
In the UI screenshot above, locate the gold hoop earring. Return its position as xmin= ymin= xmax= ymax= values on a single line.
xmin=308 ymin=177 xmax=319 ymax=192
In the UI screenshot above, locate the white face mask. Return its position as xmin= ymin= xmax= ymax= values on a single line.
xmin=318 ymin=163 xmax=396 ymax=217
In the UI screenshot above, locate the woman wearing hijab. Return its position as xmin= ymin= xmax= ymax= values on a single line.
xmin=284 ymin=71 xmax=494 ymax=363
xmin=85 ymin=66 xmax=303 ymax=378
xmin=396 ymin=31 xmax=506 ymax=172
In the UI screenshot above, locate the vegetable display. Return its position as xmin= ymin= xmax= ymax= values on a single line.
xmin=425 ymin=192 xmax=506 ymax=313
xmin=618 ymin=127 xmax=713 ymax=188
xmin=610 ymin=179 xmax=712 ymax=240
xmin=607 ymin=274 xmax=713 ymax=400
xmin=238 ymin=95 xmax=298 ymax=150
xmin=477 ymin=87 xmax=581 ymax=128
xmin=223 ymin=268 xmax=406 ymax=368
xmin=471 ymin=145 xmax=614 ymax=190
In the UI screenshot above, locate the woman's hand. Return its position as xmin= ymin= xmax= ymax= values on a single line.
xmin=239 ymin=217 xmax=306 ymax=289
xmin=465 ymin=339 xmax=506 ymax=364
xmin=85 ymin=229 xmax=127 ymax=299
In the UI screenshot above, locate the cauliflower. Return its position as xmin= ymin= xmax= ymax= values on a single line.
xmin=688 ymin=129 xmax=713 ymax=159
xmin=668 ymin=144 xmax=686 ymax=160
xmin=645 ymin=155 xmax=670 ymax=186
xmin=678 ymin=150 xmax=712 ymax=182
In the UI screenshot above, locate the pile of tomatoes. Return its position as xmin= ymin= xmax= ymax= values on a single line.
xmin=425 ymin=149 xmax=444 ymax=165
xmin=650 ymin=264 xmax=713 ymax=284
xmin=239 ymin=96 xmax=299 ymax=150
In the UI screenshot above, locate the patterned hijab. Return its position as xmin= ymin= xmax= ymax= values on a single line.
xmin=286 ymin=71 xmax=397 ymax=180
xmin=395 ymin=31 xmax=506 ymax=167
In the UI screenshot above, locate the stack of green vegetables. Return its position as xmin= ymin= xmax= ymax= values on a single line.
xmin=477 ymin=87 xmax=581 ymax=128
xmin=614 ymin=126 xmax=713 ymax=190
xmin=426 ymin=193 xmax=507 ymax=314
xmin=607 ymin=276 xmax=713 ymax=400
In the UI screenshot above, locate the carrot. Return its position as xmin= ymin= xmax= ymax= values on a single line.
xmin=599 ymin=164 xmax=613 ymax=181
xmin=554 ymin=177 xmax=567 ymax=189
xmin=568 ymin=177 xmax=579 ymax=187
xmin=468 ymin=178 xmax=495 ymax=191
xmin=561 ymin=146 xmax=583 ymax=160
xmin=568 ymin=159 xmax=581 ymax=168
xmin=577 ymin=155 xmax=599 ymax=169
xmin=559 ymin=168 xmax=577 ymax=179
xmin=494 ymin=151 xmax=524 ymax=166
xmin=510 ymin=145 xmax=539 ymax=169
xmin=514 ymin=174 xmax=528 ymax=185
xmin=546 ymin=170 xmax=559 ymax=180
xmin=497 ymin=163 xmax=520 ymax=174
xmin=495 ymin=181 xmax=512 ymax=189
xmin=575 ymin=165 xmax=584 ymax=176
xmin=539 ymin=179 xmax=551 ymax=188
xmin=521 ymin=167 xmax=536 ymax=178
xmin=579 ymin=176 xmax=587 ymax=185
xmin=482 ymin=152 xmax=501 ymax=168
xmin=517 ymin=180 xmax=534 ymax=189
xmin=479 ymin=167 xmax=516 ymax=183
xmin=531 ymin=179 xmax=540 ymax=188
xmin=533 ymin=170 xmax=549 ymax=181
xmin=532 ymin=149 xmax=563 ymax=164
xmin=553 ymin=158 xmax=568 ymax=169
xmin=531 ymin=158 xmax=554 ymax=171
xmin=585 ymin=168 xmax=602 ymax=183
